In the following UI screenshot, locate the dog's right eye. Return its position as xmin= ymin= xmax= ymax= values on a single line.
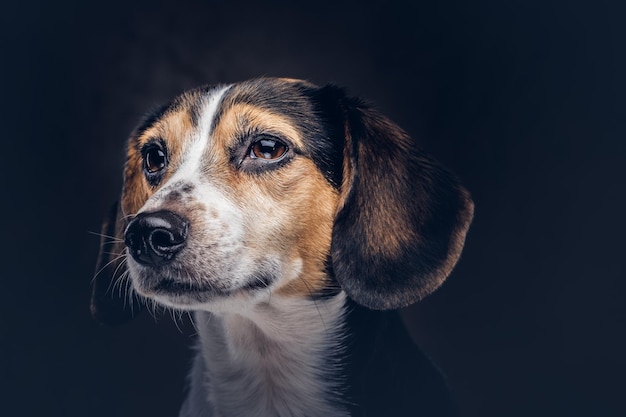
xmin=144 ymin=147 xmax=167 ymax=174
xmin=142 ymin=143 xmax=168 ymax=186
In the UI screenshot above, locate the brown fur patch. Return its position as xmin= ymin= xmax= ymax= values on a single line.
xmin=355 ymin=137 xmax=419 ymax=259
xmin=209 ymin=102 xmax=339 ymax=296
xmin=344 ymin=113 xmax=419 ymax=260
xmin=121 ymin=107 xmax=196 ymax=218
xmin=211 ymin=102 xmax=304 ymax=151
xmin=271 ymin=160 xmax=339 ymax=297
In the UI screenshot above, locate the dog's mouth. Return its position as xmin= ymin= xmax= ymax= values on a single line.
xmin=149 ymin=273 xmax=274 ymax=298
xmin=127 ymin=254 xmax=280 ymax=306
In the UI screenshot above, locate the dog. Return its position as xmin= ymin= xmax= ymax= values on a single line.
xmin=91 ymin=77 xmax=474 ymax=417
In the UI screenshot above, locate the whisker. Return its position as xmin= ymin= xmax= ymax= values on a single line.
xmin=109 ymin=258 xmax=129 ymax=295
xmin=88 ymin=230 xmax=124 ymax=242
xmin=200 ymin=311 xmax=213 ymax=328
xmin=91 ymin=253 xmax=126 ymax=284
xmin=148 ymin=298 xmax=159 ymax=322
xmin=171 ymin=309 xmax=185 ymax=334
xmin=187 ymin=311 xmax=200 ymax=335
xmin=103 ymin=251 xmax=126 ymax=257
xmin=112 ymin=271 xmax=131 ymax=306
xmin=121 ymin=272 xmax=135 ymax=310
xmin=121 ymin=213 xmax=137 ymax=221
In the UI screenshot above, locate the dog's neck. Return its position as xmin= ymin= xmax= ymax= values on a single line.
xmin=191 ymin=292 xmax=350 ymax=417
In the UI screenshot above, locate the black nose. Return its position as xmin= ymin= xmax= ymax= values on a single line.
xmin=124 ymin=211 xmax=189 ymax=266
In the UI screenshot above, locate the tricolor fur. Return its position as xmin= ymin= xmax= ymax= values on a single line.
xmin=92 ymin=78 xmax=474 ymax=417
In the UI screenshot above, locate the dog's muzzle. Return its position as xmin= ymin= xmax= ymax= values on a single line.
xmin=124 ymin=210 xmax=189 ymax=266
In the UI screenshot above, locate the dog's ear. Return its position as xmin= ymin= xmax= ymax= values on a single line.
xmin=329 ymin=93 xmax=474 ymax=310
xmin=91 ymin=201 xmax=143 ymax=325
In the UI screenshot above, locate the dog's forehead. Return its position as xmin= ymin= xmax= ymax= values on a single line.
xmin=220 ymin=78 xmax=317 ymax=114
xmin=131 ymin=79 xmax=326 ymax=154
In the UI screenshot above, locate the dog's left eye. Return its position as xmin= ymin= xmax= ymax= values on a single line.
xmin=249 ymin=138 xmax=288 ymax=161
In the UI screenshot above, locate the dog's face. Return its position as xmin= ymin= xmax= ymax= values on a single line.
xmin=92 ymin=78 xmax=474 ymax=320
xmin=121 ymin=80 xmax=343 ymax=310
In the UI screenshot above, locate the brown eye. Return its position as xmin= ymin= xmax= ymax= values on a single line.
xmin=145 ymin=147 xmax=167 ymax=173
xmin=250 ymin=138 xmax=287 ymax=160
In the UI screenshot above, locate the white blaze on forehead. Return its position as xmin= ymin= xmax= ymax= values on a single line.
xmin=139 ymin=85 xmax=231 ymax=212
xmin=170 ymin=85 xmax=231 ymax=182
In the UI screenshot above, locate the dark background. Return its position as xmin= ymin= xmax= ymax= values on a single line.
xmin=2 ymin=0 xmax=624 ymax=416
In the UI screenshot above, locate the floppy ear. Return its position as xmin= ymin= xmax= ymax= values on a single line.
xmin=91 ymin=201 xmax=143 ymax=325
xmin=331 ymin=97 xmax=474 ymax=310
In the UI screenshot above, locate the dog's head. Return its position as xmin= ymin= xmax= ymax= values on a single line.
xmin=92 ymin=78 xmax=473 ymax=323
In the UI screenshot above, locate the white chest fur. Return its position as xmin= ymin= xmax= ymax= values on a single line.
xmin=181 ymin=292 xmax=350 ymax=417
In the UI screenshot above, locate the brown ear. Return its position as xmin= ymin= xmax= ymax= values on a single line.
xmin=91 ymin=201 xmax=143 ymax=324
xmin=331 ymin=98 xmax=474 ymax=310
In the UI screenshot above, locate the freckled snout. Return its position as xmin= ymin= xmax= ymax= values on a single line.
xmin=125 ymin=211 xmax=189 ymax=266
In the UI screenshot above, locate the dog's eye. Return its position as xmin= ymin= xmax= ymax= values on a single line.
xmin=250 ymin=138 xmax=287 ymax=161
xmin=145 ymin=147 xmax=167 ymax=173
